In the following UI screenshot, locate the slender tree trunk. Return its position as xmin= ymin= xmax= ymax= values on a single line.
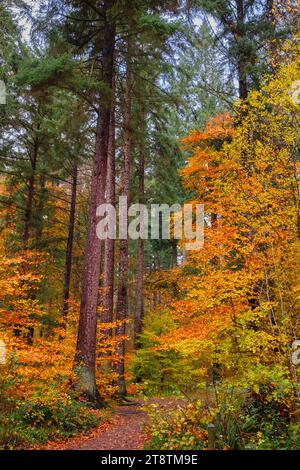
xmin=115 ymin=48 xmax=132 ymax=398
xmin=171 ymin=239 xmax=177 ymax=268
xmin=102 ymin=82 xmax=116 ymax=340
xmin=23 ymin=138 xmax=38 ymax=246
xmin=237 ymin=61 xmax=248 ymax=100
xmin=235 ymin=0 xmax=248 ymax=99
xmin=61 ymin=163 xmax=78 ymax=337
xmin=19 ymin=135 xmax=40 ymax=343
xmin=153 ymin=252 xmax=161 ymax=307
xmin=134 ymin=142 xmax=145 ymax=348
xmin=266 ymin=0 xmax=277 ymax=65
xmin=75 ymin=0 xmax=115 ymax=406
xmin=36 ymin=174 xmax=46 ymax=244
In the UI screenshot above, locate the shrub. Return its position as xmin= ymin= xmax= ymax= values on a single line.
xmin=145 ymin=401 xmax=208 ymax=450
xmin=0 ymin=387 xmax=101 ymax=449
xmin=146 ymin=378 xmax=300 ymax=450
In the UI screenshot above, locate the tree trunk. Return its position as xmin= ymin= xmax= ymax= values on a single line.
xmin=23 ymin=138 xmax=38 ymax=246
xmin=171 ymin=239 xmax=177 ymax=268
xmin=75 ymin=0 xmax=115 ymax=406
xmin=237 ymin=60 xmax=248 ymax=100
xmin=235 ymin=0 xmax=248 ymax=99
xmin=115 ymin=47 xmax=132 ymax=398
xmin=102 ymin=82 xmax=116 ymax=336
xmin=61 ymin=163 xmax=78 ymax=337
xmin=134 ymin=142 xmax=145 ymax=348
xmin=35 ymin=173 xmax=46 ymax=244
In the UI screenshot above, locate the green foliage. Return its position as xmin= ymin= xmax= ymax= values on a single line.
xmin=0 ymin=354 xmax=20 ymax=403
xmin=15 ymin=54 xmax=74 ymax=89
xmin=131 ymin=309 xmax=202 ymax=395
xmin=18 ymin=393 xmax=99 ymax=434
xmin=132 ymin=309 xmax=180 ymax=394
xmin=0 ymin=359 xmax=102 ymax=449
xmin=145 ymin=401 xmax=208 ymax=450
xmin=146 ymin=375 xmax=300 ymax=450
xmin=213 ymin=378 xmax=299 ymax=450
xmin=0 ymin=388 xmax=101 ymax=449
xmin=196 ymin=0 xmax=291 ymax=94
xmin=139 ymin=13 xmax=183 ymax=37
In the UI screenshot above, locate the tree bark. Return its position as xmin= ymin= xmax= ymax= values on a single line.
xmin=134 ymin=141 xmax=145 ymax=348
xmin=171 ymin=239 xmax=177 ymax=268
xmin=102 ymin=84 xmax=116 ymax=346
xmin=61 ymin=163 xmax=78 ymax=337
xmin=115 ymin=47 xmax=132 ymax=398
xmin=23 ymin=137 xmax=39 ymax=246
xmin=35 ymin=173 xmax=46 ymax=244
xmin=75 ymin=0 xmax=115 ymax=406
xmin=235 ymin=0 xmax=248 ymax=99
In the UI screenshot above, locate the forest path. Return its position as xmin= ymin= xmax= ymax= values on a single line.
xmin=66 ymin=401 xmax=148 ymax=450
xmin=42 ymin=397 xmax=186 ymax=450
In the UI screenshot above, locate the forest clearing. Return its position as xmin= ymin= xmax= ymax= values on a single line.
xmin=0 ymin=0 xmax=300 ymax=454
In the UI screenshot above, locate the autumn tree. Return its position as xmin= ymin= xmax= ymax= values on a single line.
xmin=140 ymin=36 xmax=300 ymax=436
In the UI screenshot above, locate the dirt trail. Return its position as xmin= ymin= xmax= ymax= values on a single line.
xmin=66 ymin=403 xmax=148 ymax=450
xmin=40 ymin=398 xmax=186 ymax=451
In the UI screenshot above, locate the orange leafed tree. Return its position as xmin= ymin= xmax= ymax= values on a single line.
xmin=145 ymin=41 xmax=300 ymax=408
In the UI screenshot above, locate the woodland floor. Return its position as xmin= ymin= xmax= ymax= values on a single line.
xmin=39 ymin=398 xmax=187 ymax=450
